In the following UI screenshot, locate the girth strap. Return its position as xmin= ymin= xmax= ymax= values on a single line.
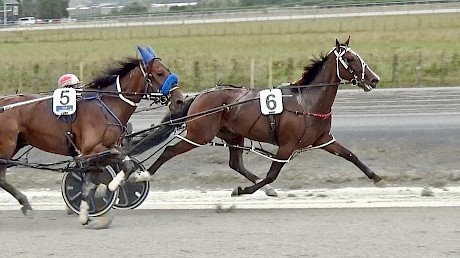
xmin=65 ymin=132 xmax=81 ymax=157
xmin=268 ymin=114 xmax=277 ymax=145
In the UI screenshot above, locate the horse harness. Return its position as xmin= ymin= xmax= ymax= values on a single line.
xmin=60 ymin=64 xmax=153 ymax=157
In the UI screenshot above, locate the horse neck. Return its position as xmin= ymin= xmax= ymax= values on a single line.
xmin=102 ymin=69 xmax=144 ymax=125
xmin=301 ymin=55 xmax=340 ymax=112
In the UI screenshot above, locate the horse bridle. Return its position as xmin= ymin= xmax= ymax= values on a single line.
xmin=139 ymin=58 xmax=179 ymax=105
xmin=332 ymin=45 xmax=368 ymax=85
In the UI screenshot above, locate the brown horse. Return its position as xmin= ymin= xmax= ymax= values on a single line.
xmin=0 ymin=46 xmax=184 ymax=227
xmin=129 ymin=37 xmax=385 ymax=196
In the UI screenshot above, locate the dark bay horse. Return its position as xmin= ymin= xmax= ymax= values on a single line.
xmin=0 ymin=46 xmax=184 ymax=227
xmin=129 ymin=37 xmax=385 ymax=196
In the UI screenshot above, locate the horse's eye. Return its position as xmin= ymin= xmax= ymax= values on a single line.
xmin=157 ymin=72 xmax=163 ymax=77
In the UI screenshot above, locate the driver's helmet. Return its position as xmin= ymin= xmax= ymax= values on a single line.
xmin=58 ymin=74 xmax=80 ymax=88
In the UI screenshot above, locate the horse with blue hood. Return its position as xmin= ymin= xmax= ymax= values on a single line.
xmin=0 ymin=44 xmax=185 ymax=229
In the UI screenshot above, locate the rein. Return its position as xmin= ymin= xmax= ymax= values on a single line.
xmin=125 ymin=96 xmax=260 ymax=138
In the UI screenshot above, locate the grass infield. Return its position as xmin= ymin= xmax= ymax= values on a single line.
xmin=0 ymin=13 xmax=458 ymax=93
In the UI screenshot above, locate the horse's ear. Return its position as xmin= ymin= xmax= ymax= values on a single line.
xmin=335 ymin=39 xmax=340 ymax=50
xmin=344 ymin=35 xmax=350 ymax=46
xmin=146 ymin=46 xmax=157 ymax=59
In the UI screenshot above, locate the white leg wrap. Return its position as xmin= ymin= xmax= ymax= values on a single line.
xmin=128 ymin=170 xmax=151 ymax=182
xmin=79 ymin=200 xmax=89 ymax=225
xmin=95 ymin=184 xmax=108 ymax=198
xmin=108 ymin=171 xmax=125 ymax=192
xmin=256 ymin=179 xmax=278 ymax=197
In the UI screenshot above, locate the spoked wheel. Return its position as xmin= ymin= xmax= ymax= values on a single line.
xmin=111 ymin=157 xmax=150 ymax=210
xmin=61 ymin=166 xmax=118 ymax=217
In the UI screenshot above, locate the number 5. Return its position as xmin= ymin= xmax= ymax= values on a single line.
xmin=60 ymin=90 xmax=70 ymax=105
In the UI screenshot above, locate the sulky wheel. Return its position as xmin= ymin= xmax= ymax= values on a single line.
xmin=110 ymin=157 xmax=150 ymax=210
xmin=61 ymin=166 xmax=118 ymax=217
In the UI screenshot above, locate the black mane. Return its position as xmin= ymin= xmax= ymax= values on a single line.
xmin=299 ymin=53 xmax=327 ymax=86
xmin=84 ymin=57 xmax=141 ymax=89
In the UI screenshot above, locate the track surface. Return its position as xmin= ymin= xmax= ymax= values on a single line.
xmin=1 ymin=207 xmax=459 ymax=257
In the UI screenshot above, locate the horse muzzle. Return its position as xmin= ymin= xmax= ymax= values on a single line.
xmin=358 ymin=77 xmax=379 ymax=92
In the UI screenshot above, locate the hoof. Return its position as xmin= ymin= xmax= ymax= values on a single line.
xmin=21 ymin=205 xmax=34 ymax=218
xmin=79 ymin=213 xmax=89 ymax=225
xmin=79 ymin=200 xmax=89 ymax=225
xmin=261 ymin=184 xmax=278 ymax=197
xmin=87 ymin=216 xmax=114 ymax=230
xmin=95 ymin=184 xmax=108 ymax=198
xmin=231 ymin=187 xmax=242 ymax=197
xmin=374 ymin=179 xmax=386 ymax=188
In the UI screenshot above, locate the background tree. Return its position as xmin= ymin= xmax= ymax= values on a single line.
xmin=36 ymin=0 xmax=69 ymax=19
xmin=18 ymin=0 xmax=35 ymax=17
xmin=19 ymin=0 xmax=69 ymax=19
xmin=120 ymin=1 xmax=147 ymax=14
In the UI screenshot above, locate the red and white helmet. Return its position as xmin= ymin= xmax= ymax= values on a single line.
xmin=58 ymin=74 xmax=80 ymax=87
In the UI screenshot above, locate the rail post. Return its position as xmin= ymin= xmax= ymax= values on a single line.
xmin=440 ymin=51 xmax=445 ymax=86
xmin=392 ymin=53 xmax=398 ymax=87
xmin=416 ymin=52 xmax=422 ymax=86
xmin=250 ymin=57 xmax=255 ymax=89
xmin=79 ymin=62 xmax=84 ymax=82
xmin=268 ymin=57 xmax=273 ymax=88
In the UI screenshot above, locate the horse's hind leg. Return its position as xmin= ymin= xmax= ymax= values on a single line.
xmin=320 ymin=139 xmax=385 ymax=187
xmin=128 ymin=139 xmax=200 ymax=183
xmin=234 ymin=146 xmax=292 ymax=196
xmin=225 ymin=138 xmax=278 ymax=197
xmin=147 ymin=140 xmax=198 ymax=176
xmin=0 ymin=164 xmax=33 ymax=216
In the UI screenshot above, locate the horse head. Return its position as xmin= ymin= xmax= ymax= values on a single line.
xmin=137 ymin=46 xmax=185 ymax=114
xmin=332 ymin=36 xmax=380 ymax=91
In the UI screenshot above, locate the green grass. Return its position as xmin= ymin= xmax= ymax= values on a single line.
xmin=0 ymin=13 xmax=458 ymax=93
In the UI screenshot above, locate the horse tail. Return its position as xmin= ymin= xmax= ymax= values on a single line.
xmin=126 ymin=96 xmax=195 ymax=156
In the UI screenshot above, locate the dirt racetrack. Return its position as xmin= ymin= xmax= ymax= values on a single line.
xmin=1 ymin=207 xmax=460 ymax=257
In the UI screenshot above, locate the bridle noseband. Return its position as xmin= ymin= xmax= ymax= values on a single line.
xmin=332 ymin=45 xmax=368 ymax=85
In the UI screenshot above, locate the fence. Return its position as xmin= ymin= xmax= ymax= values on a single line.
xmin=0 ymin=51 xmax=458 ymax=94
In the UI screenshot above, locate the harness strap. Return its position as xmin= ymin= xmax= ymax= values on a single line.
xmin=288 ymin=110 xmax=332 ymax=119
xmin=268 ymin=114 xmax=277 ymax=145
xmin=97 ymin=96 xmax=127 ymax=134
xmin=116 ymin=76 xmax=138 ymax=107
xmin=65 ymin=132 xmax=81 ymax=157
xmin=175 ymin=135 xmax=203 ymax=147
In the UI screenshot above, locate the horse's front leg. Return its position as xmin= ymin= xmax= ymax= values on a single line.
xmin=79 ymin=171 xmax=114 ymax=229
xmin=108 ymin=155 xmax=135 ymax=191
xmin=78 ymin=172 xmax=95 ymax=225
xmin=0 ymin=164 xmax=33 ymax=216
xmin=321 ymin=139 xmax=386 ymax=187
